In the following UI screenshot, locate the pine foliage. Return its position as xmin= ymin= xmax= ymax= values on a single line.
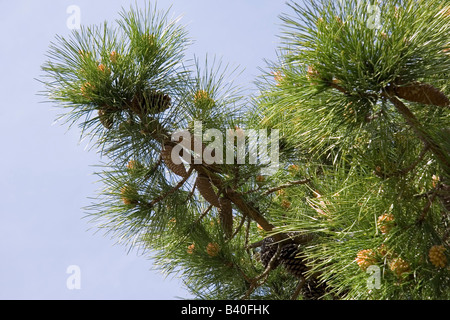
xmin=40 ymin=0 xmax=449 ymax=299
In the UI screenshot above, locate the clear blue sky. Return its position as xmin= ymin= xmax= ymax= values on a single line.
xmin=0 ymin=0 xmax=294 ymax=299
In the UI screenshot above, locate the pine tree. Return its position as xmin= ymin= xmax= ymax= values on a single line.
xmin=40 ymin=0 xmax=449 ymax=300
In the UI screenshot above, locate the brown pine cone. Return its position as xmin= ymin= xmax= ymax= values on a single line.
xmin=260 ymin=238 xmax=309 ymax=276
xmin=301 ymin=278 xmax=329 ymax=300
xmin=129 ymin=90 xmax=171 ymax=115
xmin=195 ymin=174 xmax=220 ymax=207
xmin=161 ymin=144 xmax=188 ymax=178
xmin=393 ymin=82 xmax=450 ymax=107
xmin=98 ymin=109 xmax=114 ymax=129
xmin=219 ymin=197 xmax=233 ymax=239
xmin=145 ymin=91 xmax=171 ymax=113
xmin=260 ymin=237 xmax=281 ymax=269
xmin=279 ymin=243 xmax=309 ymax=278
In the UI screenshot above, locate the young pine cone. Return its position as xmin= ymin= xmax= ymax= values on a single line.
xmin=429 ymin=245 xmax=447 ymax=268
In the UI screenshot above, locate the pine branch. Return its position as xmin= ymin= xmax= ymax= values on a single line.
xmin=244 ymin=218 xmax=251 ymax=254
xmin=382 ymin=86 xmax=450 ymax=173
xmin=127 ymin=113 xmax=287 ymax=241
xmin=42 ymin=0 xmax=450 ymax=300
xmin=329 ymin=79 xmax=450 ymax=173
xmin=143 ymin=154 xmax=162 ymax=180
xmin=185 ymin=182 xmax=197 ymax=202
xmin=191 ymin=164 xmax=279 ymax=236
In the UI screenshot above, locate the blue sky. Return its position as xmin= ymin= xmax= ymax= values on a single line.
xmin=0 ymin=0 xmax=293 ymax=299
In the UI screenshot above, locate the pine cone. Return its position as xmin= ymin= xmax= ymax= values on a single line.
xmin=129 ymin=90 xmax=171 ymax=115
xmin=194 ymin=90 xmax=215 ymax=108
xmin=279 ymin=243 xmax=309 ymax=278
xmin=393 ymin=82 xmax=450 ymax=107
xmin=161 ymin=144 xmax=188 ymax=178
xmin=145 ymin=91 xmax=171 ymax=113
xmin=306 ymin=65 xmax=320 ymax=85
xmin=301 ymin=278 xmax=328 ymax=300
xmin=260 ymin=237 xmax=281 ymax=269
xmin=121 ymin=185 xmax=138 ymax=206
xmin=259 ymin=237 xmax=332 ymax=300
xmin=260 ymin=238 xmax=309 ymax=277
xmin=196 ymin=174 xmax=220 ymax=207
xmin=219 ymin=197 xmax=233 ymax=239
xmin=127 ymin=160 xmax=140 ymax=171
xmin=109 ymin=51 xmax=119 ymax=63
xmin=187 ymin=243 xmax=195 ymax=254
xmin=98 ymin=109 xmax=114 ymax=129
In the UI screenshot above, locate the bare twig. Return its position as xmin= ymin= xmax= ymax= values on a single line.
xmin=247 ymin=239 xmax=265 ymax=250
xmin=228 ymin=215 xmax=247 ymax=242
xmin=193 ymin=204 xmax=213 ymax=225
xmin=143 ymin=154 xmax=162 ymax=181
xmin=241 ymin=244 xmax=282 ymax=300
xmin=262 ymin=178 xmax=311 ymax=196
xmin=244 ymin=218 xmax=251 ymax=250
xmin=417 ymin=188 xmax=439 ymax=223
xmin=147 ymin=166 xmax=194 ymax=207
xmin=185 ymin=182 xmax=197 ymax=202
xmin=291 ymin=276 xmax=306 ymax=300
